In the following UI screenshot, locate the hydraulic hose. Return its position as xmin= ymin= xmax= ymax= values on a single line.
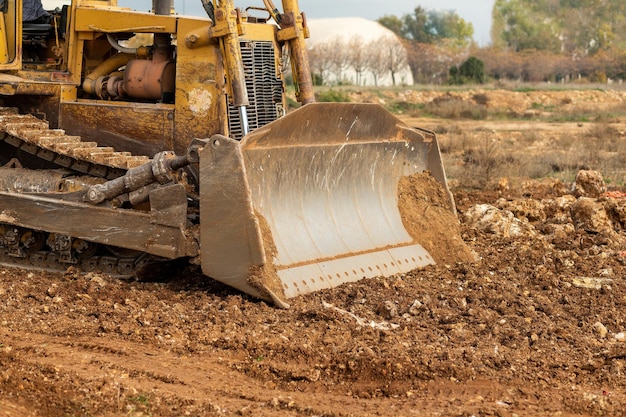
xmin=106 ymin=33 xmax=138 ymax=55
xmin=262 ymin=0 xmax=282 ymax=25
xmin=82 ymin=54 xmax=132 ymax=95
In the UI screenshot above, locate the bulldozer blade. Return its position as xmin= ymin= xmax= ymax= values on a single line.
xmin=199 ymin=103 xmax=452 ymax=305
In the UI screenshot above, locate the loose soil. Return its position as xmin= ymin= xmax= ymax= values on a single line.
xmin=1 ymin=90 xmax=626 ymax=416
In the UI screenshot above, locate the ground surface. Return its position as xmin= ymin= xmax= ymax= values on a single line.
xmin=1 ymin=89 xmax=626 ymax=416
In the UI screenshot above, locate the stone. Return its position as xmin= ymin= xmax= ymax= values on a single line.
xmin=593 ymin=322 xmax=608 ymax=338
xmin=573 ymin=170 xmax=606 ymax=198
xmin=463 ymin=204 xmax=536 ymax=238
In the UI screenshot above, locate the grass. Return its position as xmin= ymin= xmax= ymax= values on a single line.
xmin=315 ymin=89 xmax=351 ymax=102
xmin=127 ymin=393 xmax=153 ymax=416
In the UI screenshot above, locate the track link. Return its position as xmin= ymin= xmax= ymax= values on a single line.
xmin=0 ymin=107 xmax=151 ymax=179
xmin=0 ymin=223 xmax=152 ymax=278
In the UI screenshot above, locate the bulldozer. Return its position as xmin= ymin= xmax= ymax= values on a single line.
xmin=0 ymin=0 xmax=455 ymax=307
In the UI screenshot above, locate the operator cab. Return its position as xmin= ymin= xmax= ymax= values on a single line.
xmin=0 ymin=0 xmax=69 ymax=68
xmin=23 ymin=1 xmax=69 ymax=64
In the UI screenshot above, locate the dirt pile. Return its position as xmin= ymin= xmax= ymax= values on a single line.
xmin=398 ymin=172 xmax=475 ymax=264
xmin=474 ymin=170 xmax=626 ymax=250
xmin=0 ymin=168 xmax=624 ymax=416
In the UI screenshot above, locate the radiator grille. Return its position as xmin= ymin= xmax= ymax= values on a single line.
xmin=228 ymin=41 xmax=284 ymax=140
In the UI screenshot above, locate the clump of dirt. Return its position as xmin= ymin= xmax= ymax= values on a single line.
xmin=573 ymin=169 xmax=607 ymax=198
xmin=398 ymin=172 xmax=476 ymax=264
xmin=479 ymin=171 xmax=626 ymax=250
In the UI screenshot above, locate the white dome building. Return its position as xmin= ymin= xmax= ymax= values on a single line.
xmin=306 ymin=17 xmax=413 ymax=86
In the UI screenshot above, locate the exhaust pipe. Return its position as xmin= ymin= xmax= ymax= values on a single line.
xmin=152 ymin=0 xmax=173 ymax=15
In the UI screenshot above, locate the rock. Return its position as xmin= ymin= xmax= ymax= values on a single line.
xmin=593 ymin=322 xmax=608 ymax=338
xmin=378 ymin=301 xmax=398 ymax=319
xmin=463 ymin=204 xmax=536 ymax=238
xmin=572 ymin=277 xmax=613 ymax=290
xmin=46 ymin=284 xmax=57 ymax=297
xmin=603 ymin=197 xmax=626 ymax=229
xmin=542 ymin=223 xmax=576 ymax=248
xmin=614 ymin=332 xmax=625 ymax=341
xmin=497 ymin=177 xmax=510 ymax=192
xmin=573 ymin=170 xmax=606 ymax=198
xmin=570 ymin=198 xmax=614 ymax=234
xmin=408 ymin=300 xmax=425 ymax=316
xmin=542 ymin=195 xmax=576 ymax=224
xmin=495 ymin=197 xmax=546 ymax=222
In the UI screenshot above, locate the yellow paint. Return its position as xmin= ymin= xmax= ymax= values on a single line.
xmin=0 ymin=12 xmax=10 ymax=63
xmin=61 ymin=85 xmax=77 ymax=101
xmin=74 ymin=8 xmax=176 ymax=34
xmin=0 ymin=0 xmax=21 ymax=69
xmin=0 ymin=0 xmax=288 ymax=152
xmin=174 ymin=17 xmax=223 ymax=149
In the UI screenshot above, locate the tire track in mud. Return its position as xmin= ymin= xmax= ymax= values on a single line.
xmin=0 ymin=330 xmax=576 ymax=417
xmin=0 ymin=328 xmax=544 ymax=416
xmin=0 ymin=329 xmax=433 ymax=416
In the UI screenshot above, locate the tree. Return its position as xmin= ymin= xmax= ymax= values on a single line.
xmin=365 ymin=41 xmax=389 ymax=86
xmin=308 ymin=42 xmax=334 ymax=85
xmin=427 ymin=10 xmax=474 ymax=49
xmin=381 ymin=37 xmax=408 ymax=86
xmin=326 ymin=36 xmax=350 ymax=84
xmin=401 ymin=7 xmax=432 ymax=43
xmin=492 ymin=0 xmax=626 ymax=55
xmin=378 ymin=7 xmax=474 ymax=48
xmin=406 ymin=42 xmax=461 ymax=84
xmin=458 ymin=56 xmax=485 ymax=84
xmin=377 ymin=15 xmax=404 ymax=37
xmin=492 ymin=0 xmax=562 ymax=53
xmin=347 ymin=36 xmax=368 ymax=86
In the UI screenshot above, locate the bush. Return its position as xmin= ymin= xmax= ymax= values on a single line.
xmin=449 ymin=56 xmax=486 ymax=85
xmin=425 ymin=95 xmax=488 ymax=120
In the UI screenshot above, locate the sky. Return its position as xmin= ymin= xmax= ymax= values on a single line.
xmin=118 ymin=0 xmax=495 ymax=45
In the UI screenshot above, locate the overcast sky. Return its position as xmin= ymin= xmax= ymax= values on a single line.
xmin=119 ymin=1 xmax=495 ymax=45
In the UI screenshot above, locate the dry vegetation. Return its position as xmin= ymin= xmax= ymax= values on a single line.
xmin=312 ymin=85 xmax=626 ymax=190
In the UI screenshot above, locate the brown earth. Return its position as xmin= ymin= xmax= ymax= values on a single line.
xmin=1 ymin=90 xmax=626 ymax=416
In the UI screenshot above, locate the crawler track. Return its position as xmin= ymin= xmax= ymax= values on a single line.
xmin=0 ymin=108 xmax=167 ymax=277
xmin=0 ymin=107 xmax=150 ymax=179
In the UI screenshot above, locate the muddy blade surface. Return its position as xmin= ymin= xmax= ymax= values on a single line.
xmin=200 ymin=103 xmax=450 ymax=303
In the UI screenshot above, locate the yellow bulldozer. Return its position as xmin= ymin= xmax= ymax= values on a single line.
xmin=0 ymin=0 xmax=456 ymax=306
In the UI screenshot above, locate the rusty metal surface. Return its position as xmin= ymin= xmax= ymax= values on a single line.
xmin=0 ymin=167 xmax=68 ymax=193
xmin=60 ymin=101 xmax=176 ymax=157
xmin=199 ymin=135 xmax=266 ymax=300
xmin=122 ymin=59 xmax=176 ymax=100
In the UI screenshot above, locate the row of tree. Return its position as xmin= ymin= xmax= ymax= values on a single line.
xmin=306 ymin=3 xmax=626 ymax=86
xmin=308 ymin=36 xmax=408 ymax=86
